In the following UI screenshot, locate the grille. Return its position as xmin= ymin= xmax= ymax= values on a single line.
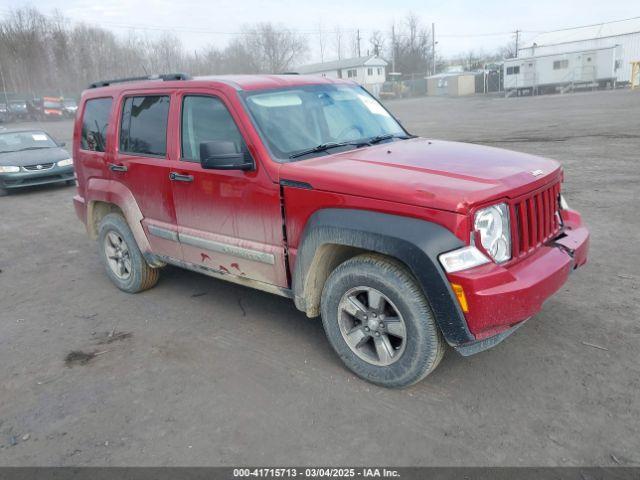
xmin=23 ymin=163 xmax=54 ymax=171
xmin=510 ymin=181 xmax=561 ymax=258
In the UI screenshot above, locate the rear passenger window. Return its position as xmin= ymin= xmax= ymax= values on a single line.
xmin=120 ymin=96 xmax=169 ymax=157
xmin=81 ymin=98 xmax=112 ymax=152
xmin=181 ymin=96 xmax=244 ymax=162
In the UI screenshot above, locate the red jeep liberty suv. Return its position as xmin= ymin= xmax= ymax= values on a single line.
xmin=72 ymin=73 xmax=589 ymax=387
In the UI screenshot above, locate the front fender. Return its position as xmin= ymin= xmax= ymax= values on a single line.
xmin=292 ymin=208 xmax=474 ymax=346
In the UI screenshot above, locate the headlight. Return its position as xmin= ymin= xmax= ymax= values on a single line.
xmin=0 ymin=165 xmax=20 ymax=173
xmin=474 ymin=203 xmax=511 ymax=263
xmin=559 ymin=194 xmax=570 ymax=210
xmin=439 ymin=246 xmax=490 ymax=273
xmin=57 ymin=158 xmax=73 ymax=167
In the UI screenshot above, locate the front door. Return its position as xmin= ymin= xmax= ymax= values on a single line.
xmin=169 ymin=92 xmax=288 ymax=288
xmin=112 ymin=92 xmax=181 ymax=259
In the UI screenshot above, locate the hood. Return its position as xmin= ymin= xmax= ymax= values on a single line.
xmin=0 ymin=147 xmax=70 ymax=167
xmin=278 ymin=138 xmax=561 ymax=213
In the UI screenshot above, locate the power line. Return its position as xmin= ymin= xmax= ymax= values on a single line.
xmin=0 ymin=8 xmax=537 ymax=39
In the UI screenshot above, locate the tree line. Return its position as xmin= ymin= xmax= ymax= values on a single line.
xmin=0 ymin=7 xmax=511 ymax=98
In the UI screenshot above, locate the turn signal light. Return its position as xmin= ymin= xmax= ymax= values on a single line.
xmin=451 ymin=283 xmax=469 ymax=313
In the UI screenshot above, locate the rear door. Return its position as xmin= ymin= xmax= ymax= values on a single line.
xmin=112 ymin=92 xmax=181 ymax=259
xmin=76 ymin=97 xmax=113 ymax=191
xmin=168 ymin=90 xmax=288 ymax=288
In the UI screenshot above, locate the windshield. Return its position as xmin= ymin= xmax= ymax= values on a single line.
xmin=0 ymin=131 xmax=58 ymax=153
xmin=243 ymin=85 xmax=406 ymax=161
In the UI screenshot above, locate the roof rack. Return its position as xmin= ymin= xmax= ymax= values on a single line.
xmin=88 ymin=73 xmax=192 ymax=89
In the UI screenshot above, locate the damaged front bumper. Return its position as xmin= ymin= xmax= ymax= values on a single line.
xmin=447 ymin=209 xmax=589 ymax=355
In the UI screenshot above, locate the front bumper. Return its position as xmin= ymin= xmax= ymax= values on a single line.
xmin=447 ymin=209 xmax=589 ymax=348
xmin=0 ymin=165 xmax=75 ymax=189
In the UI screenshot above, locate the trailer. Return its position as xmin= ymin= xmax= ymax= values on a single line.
xmin=504 ymin=45 xmax=621 ymax=96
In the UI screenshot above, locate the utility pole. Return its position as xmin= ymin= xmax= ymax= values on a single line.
xmin=515 ymin=29 xmax=520 ymax=58
xmin=431 ymin=22 xmax=436 ymax=75
xmin=0 ymin=61 xmax=9 ymax=108
xmin=318 ymin=23 xmax=325 ymax=63
xmin=391 ymin=24 xmax=396 ymax=73
xmin=356 ymin=29 xmax=361 ymax=57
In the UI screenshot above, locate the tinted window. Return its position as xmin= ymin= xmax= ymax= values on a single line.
xmin=181 ymin=96 xmax=243 ymax=162
xmin=120 ymin=96 xmax=169 ymax=156
xmin=81 ymin=98 xmax=112 ymax=152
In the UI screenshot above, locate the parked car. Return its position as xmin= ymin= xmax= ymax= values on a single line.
xmin=0 ymin=128 xmax=74 ymax=195
xmin=8 ymin=100 xmax=29 ymax=121
xmin=28 ymin=96 xmax=65 ymax=121
xmin=62 ymin=98 xmax=78 ymax=118
xmin=72 ymin=73 xmax=589 ymax=387
xmin=0 ymin=103 xmax=8 ymax=123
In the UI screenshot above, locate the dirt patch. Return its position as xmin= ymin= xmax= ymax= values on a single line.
xmin=64 ymin=350 xmax=98 ymax=367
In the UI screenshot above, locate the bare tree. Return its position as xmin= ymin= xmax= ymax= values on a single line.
xmin=497 ymin=35 xmax=518 ymax=59
xmin=237 ymin=23 xmax=308 ymax=73
xmin=392 ymin=13 xmax=433 ymax=77
xmin=0 ymin=8 xmax=309 ymax=98
xmin=369 ymin=30 xmax=385 ymax=57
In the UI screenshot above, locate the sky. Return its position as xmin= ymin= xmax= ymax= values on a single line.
xmin=1 ymin=0 xmax=638 ymax=62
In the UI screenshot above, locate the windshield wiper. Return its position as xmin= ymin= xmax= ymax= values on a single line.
xmin=289 ymin=140 xmax=369 ymax=159
xmin=17 ymin=146 xmax=51 ymax=151
xmin=368 ymin=133 xmax=415 ymax=145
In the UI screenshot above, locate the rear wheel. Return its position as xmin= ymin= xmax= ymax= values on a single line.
xmin=98 ymin=213 xmax=159 ymax=293
xmin=320 ymin=254 xmax=445 ymax=388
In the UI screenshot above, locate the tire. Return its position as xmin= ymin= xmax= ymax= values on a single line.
xmin=0 ymin=186 xmax=7 ymax=197
xmin=97 ymin=213 xmax=159 ymax=293
xmin=65 ymin=179 xmax=76 ymax=186
xmin=320 ymin=253 xmax=445 ymax=388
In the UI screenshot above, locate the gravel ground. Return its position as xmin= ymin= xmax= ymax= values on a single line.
xmin=0 ymin=89 xmax=638 ymax=466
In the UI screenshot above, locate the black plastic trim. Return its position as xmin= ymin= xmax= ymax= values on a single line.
xmin=280 ymin=179 xmax=313 ymax=190
xmin=292 ymin=208 xmax=474 ymax=346
xmin=89 ymin=73 xmax=191 ymax=89
xmin=454 ymin=319 xmax=528 ymax=356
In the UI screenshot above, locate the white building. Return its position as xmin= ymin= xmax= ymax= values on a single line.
xmin=296 ymin=56 xmax=388 ymax=97
xmin=518 ymin=17 xmax=640 ymax=84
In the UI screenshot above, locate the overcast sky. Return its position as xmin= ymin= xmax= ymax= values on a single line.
xmin=2 ymin=0 xmax=638 ymax=61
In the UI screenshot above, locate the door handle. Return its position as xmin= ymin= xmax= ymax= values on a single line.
xmin=108 ymin=163 xmax=128 ymax=172
xmin=169 ymin=172 xmax=194 ymax=182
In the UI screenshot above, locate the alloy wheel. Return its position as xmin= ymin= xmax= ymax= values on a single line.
xmin=104 ymin=231 xmax=132 ymax=280
xmin=337 ymin=286 xmax=407 ymax=366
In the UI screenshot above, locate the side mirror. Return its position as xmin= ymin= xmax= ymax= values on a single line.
xmin=199 ymin=141 xmax=254 ymax=171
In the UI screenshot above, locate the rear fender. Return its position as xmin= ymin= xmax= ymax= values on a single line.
xmin=85 ymin=178 xmax=152 ymax=257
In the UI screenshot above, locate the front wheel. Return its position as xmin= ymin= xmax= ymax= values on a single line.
xmin=320 ymin=254 xmax=445 ymax=388
xmin=97 ymin=213 xmax=159 ymax=293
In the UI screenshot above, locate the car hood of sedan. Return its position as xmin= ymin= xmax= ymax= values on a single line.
xmin=0 ymin=147 xmax=70 ymax=167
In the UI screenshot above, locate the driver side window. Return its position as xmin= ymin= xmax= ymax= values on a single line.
xmin=181 ymin=95 xmax=243 ymax=162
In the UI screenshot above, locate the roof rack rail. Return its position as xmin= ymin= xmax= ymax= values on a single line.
xmin=88 ymin=73 xmax=192 ymax=89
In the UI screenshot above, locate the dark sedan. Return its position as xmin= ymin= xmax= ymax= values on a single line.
xmin=0 ymin=129 xmax=74 ymax=196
